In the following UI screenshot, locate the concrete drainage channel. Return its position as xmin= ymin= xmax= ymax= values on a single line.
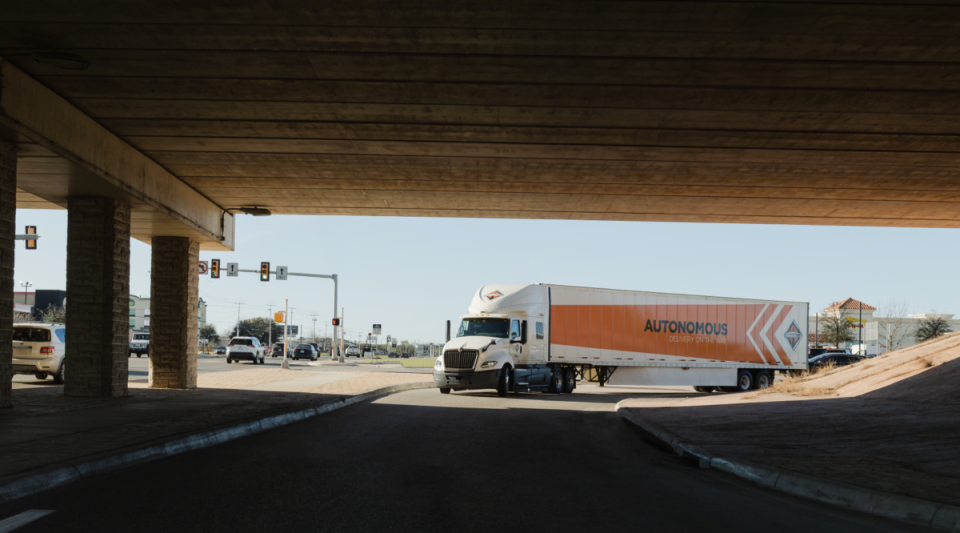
xmin=0 ymin=382 xmax=434 ymax=504
xmin=615 ymin=401 xmax=960 ymax=532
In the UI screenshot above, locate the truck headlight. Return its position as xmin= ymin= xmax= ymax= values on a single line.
xmin=481 ymin=361 xmax=497 ymax=368
xmin=434 ymin=359 xmax=443 ymax=370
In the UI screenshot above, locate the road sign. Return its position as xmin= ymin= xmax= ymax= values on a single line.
xmin=276 ymin=266 xmax=288 ymax=280
xmin=392 ymin=341 xmax=397 ymax=347
xmin=199 ymin=261 xmax=208 ymax=275
xmin=227 ymin=263 xmax=239 ymax=277
xmin=211 ymin=259 xmax=220 ymax=279
xmin=199 ymin=339 xmax=209 ymax=345
xmin=373 ymin=324 xmax=382 ymax=335
xmin=387 ymin=335 xmax=391 ymax=342
xmin=260 ymin=262 xmax=270 ymax=281
xmin=285 ymin=325 xmax=299 ymax=336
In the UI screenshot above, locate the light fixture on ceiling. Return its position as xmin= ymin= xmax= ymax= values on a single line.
xmin=32 ymin=52 xmax=89 ymax=70
xmin=239 ymin=206 xmax=272 ymax=216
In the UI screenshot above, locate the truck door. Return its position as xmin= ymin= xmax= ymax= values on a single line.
xmin=510 ymin=320 xmax=523 ymax=358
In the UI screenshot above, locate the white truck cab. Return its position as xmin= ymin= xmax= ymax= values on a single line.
xmin=435 ymin=284 xmax=570 ymax=396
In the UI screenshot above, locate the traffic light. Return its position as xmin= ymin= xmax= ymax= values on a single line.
xmin=260 ymin=262 xmax=270 ymax=282
xmin=210 ymin=259 xmax=220 ymax=279
xmin=332 ymin=318 xmax=341 ymax=326
xmin=25 ymin=226 xmax=37 ymax=250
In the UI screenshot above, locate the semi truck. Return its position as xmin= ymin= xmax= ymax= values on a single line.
xmin=434 ymin=284 xmax=808 ymax=396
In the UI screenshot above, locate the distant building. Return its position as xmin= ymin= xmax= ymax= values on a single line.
xmin=810 ymin=297 xmax=959 ymax=355
xmin=129 ymin=295 xmax=206 ymax=332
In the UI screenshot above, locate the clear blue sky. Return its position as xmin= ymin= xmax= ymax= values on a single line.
xmin=14 ymin=208 xmax=959 ymax=344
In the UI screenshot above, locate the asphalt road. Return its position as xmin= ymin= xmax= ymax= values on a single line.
xmin=11 ymin=355 xmax=431 ymax=389
xmin=0 ymin=387 xmax=925 ymax=532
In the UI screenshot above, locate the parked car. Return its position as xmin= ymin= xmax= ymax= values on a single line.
xmin=809 ymin=348 xmax=851 ymax=358
xmin=293 ymin=343 xmax=319 ymax=361
xmin=129 ymin=332 xmax=150 ymax=358
xmin=12 ymin=323 xmax=66 ymax=384
xmin=227 ymin=337 xmax=265 ymax=364
xmin=345 ymin=346 xmax=361 ymax=357
xmin=388 ymin=352 xmax=399 ymax=358
xmin=808 ymin=353 xmax=863 ymax=372
xmin=214 ymin=346 xmax=227 ymax=355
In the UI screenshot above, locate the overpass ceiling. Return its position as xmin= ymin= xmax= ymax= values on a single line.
xmin=3 ymin=1 xmax=960 ymax=227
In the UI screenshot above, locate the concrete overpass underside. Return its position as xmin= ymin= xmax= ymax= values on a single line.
xmin=3 ymin=0 xmax=960 ymax=228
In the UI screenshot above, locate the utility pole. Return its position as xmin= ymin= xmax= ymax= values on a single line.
xmin=235 ymin=302 xmax=242 ymax=337
xmin=282 ymin=299 xmax=290 ymax=370
xmin=339 ymin=307 xmax=345 ymax=364
xmin=311 ymin=315 xmax=318 ymax=342
xmin=268 ymin=305 xmax=273 ymax=349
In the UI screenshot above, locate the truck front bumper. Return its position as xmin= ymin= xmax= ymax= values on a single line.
xmin=434 ymin=369 xmax=500 ymax=390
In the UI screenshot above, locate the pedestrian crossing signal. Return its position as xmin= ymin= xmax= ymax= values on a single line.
xmin=260 ymin=262 xmax=270 ymax=282
xmin=332 ymin=318 xmax=341 ymax=326
xmin=210 ymin=259 xmax=220 ymax=279
xmin=274 ymin=312 xmax=284 ymax=322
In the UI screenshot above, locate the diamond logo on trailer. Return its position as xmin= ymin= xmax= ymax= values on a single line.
xmin=484 ymin=291 xmax=503 ymax=300
xmin=784 ymin=320 xmax=802 ymax=350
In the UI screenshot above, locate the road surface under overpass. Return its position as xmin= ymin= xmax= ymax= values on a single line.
xmin=2 ymin=0 xmax=959 ymax=403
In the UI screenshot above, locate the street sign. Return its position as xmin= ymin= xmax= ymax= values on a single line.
xmin=199 ymin=261 xmax=208 ymax=275
xmin=373 ymin=324 xmax=382 ymax=335
xmin=285 ymin=325 xmax=299 ymax=336
xmin=227 ymin=262 xmax=239 ymax=277
xmin=199 ymin=339 xmax=209 ymax=345
xmin=260 ymin=262 xmax=270 ymax=281
xmin=392 ymin=341 xmax=397 ymax=347
xmin=211 ymin=259 xmax=220 ymax=279
xmin=276 ymin=266 xmax=288 ymax=280
xmin=387 ymin=335 xmax=391 ymax=342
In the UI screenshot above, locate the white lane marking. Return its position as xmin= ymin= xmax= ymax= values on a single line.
xmin=0 ymin=510 xmax=55 ymax=532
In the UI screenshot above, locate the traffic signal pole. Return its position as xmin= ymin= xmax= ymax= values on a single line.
xmin=236 ymin=268 xmax=339 ymax=363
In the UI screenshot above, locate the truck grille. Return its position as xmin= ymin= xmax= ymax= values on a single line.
xmin=444 ymin=350 xmax=479 ymax=369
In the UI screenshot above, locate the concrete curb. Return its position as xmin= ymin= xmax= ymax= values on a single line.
xmin=0 ymin=381 xmax=434 ymax=504
xmin=615 ymin=401 xmax=960 ymax=532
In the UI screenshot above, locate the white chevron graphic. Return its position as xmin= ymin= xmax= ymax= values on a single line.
xmin=760 ymin=304 xmax=785 ymax=365
xmin=746 ymin=304 xmax=769 ymax=364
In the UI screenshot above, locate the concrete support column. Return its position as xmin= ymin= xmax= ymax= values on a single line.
xmin=148 ymin=237 xmax=198 ymax=389
xmin=0 ymin=140 xmax=15 ymax=408
xmin=64 ymin=197 xmax=131 ymax=398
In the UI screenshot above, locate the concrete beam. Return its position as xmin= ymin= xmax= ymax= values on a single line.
xmin=0 ymin=61 xmax=234 ymax=250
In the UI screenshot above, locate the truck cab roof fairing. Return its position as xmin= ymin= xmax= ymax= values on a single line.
xmin=469 ymin=284 xmax=544 ymax=316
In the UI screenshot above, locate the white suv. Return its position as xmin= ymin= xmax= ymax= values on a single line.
xmin=226 ymin=337 xmax=265 ymax=364
xmin=12 ymin=323 xmax=66 ymax=384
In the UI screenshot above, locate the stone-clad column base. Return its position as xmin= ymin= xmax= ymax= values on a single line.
xmin=149 ymin=237 xmax=199 ymax=389
xmin=64 ymin=197 xmax=131 ymax=398
xmin=0 ymin=140 xmax=15 ymax=408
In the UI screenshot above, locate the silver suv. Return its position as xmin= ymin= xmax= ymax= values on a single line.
xmin=130 ymin=332 xmax=150 ymax=357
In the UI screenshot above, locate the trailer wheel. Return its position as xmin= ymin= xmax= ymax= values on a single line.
xmin=497 ymin=367 xmax=512 ymax=397
xmin=439 ymin=387 xmax=451 ymax=394
xmin=547 ymin=368 xmax=563 ymax=394
xmin=694 ymin=386 xmax=716 ymax=393
xmin=561 ymin=368 xmax=576 ymax=393
xmin=755 ymin=371 xmax=772 ymax=389
xmin=735 ymin=370 xmax=753 ymax=392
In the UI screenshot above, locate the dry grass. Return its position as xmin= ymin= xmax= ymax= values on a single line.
xmin=749 ymin=361 xmax=839 ymax=398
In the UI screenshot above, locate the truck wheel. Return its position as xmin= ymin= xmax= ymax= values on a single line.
xmin=735 ymin=370 xmax=753 ymax=392
xmin=548 ymin=368 xmax=562 ymax=394
xmin=755 ymin=371 xmax=772 ymax=389
xmin=227 ymin=358 xmax=232 ymax=364
xmin=35 ymin=372 xmax=47 ymax=380
xmin=561 ymin=368 xmax=576 ymax=393
xmin=137 ymin=353 xmax=142 ymax=358
xmin=694 ymin=386 xmax=715 ymax=393
xmin=497 ymin=367 xmax=512 ymax=397
xmin=439 ymin=388 xmax=451 ymax=394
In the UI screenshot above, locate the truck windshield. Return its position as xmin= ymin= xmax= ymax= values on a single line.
xmin=457 ymin=318 xmax=510 ymax=339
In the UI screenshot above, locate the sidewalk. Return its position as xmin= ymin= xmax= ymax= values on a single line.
xmin=617 ymin=333 xmax=960 ymax=531
xmin=0 ymin=368 xmax=433 ymax=500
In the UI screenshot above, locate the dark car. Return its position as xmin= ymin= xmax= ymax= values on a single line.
xmin=293 ymin=343 xmax=318 ymax=361
xmin=808 ymin=353 xmax=863 ymax=372
xmin=808 ymin=348 xmax=851 ymax=358
xmin=272 ymin=343 xmax=288 ymax=358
